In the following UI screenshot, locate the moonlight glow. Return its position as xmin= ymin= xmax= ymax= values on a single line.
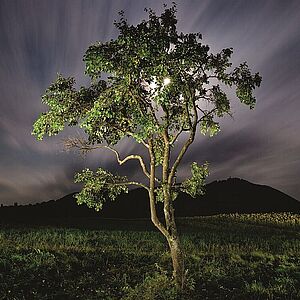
xmin=163 ymin=77 xmax=171 ymax=86
xmin=149 ymin=81 xmax=157 ymax=90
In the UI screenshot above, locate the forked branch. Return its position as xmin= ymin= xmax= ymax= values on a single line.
xmin=168 ymin=92 xmax=198 ymax=185
xmin=64 ymin=137 xmax=156 ymax=181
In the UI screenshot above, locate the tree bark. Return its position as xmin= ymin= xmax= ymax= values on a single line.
xmin=148 ymin=139 xmax=170 ymax=237
xmin=168 ymin=234 xmax=185 ymax=289
xmin=161 ymin=130 xmax=187 ymax=290
xmin=148 ymin=137 xmax=186 ymax=290
xmin=164 ymin=192 xmax=186 ymax=290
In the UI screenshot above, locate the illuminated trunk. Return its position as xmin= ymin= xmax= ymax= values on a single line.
xmin=148 ymin=138 xmax=186 ymax=290
xmin=150 ymin=190 xmax=186 ymax=289
xmin=167 ymin=233 xmax=185 ymax=289
xmin=162 ymin=131 xmax=186 ymax=290
xmin=163 ymin=188 xmax=186 ymax=289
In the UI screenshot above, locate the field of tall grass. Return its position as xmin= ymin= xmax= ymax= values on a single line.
xmin=0 ymin=213 xmax=299 ymax=299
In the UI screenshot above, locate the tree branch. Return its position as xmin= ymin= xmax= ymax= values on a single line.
xmin=148 ymin=138 xmax=170 ymax=238
xmin=104 ymin=181 xmax=149 ymax=191
xmin=110 ymin=124 xmax=149 ymax=149
xmin=128 ymin=87 xmax=160 ymax=127
xmin=168 ymin=88 xmax=198 ymax=185
xmin=170 ymin=126 xmax=191 ymax=145
xmin=170 ymin=127 xmax=184 ymax=145
xmin=64 ymin=137 xmax=153 ymax=180
xmin=196 ymin=107 xmax=218 ymax=125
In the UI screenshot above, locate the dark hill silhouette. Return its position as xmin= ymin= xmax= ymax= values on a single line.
xmin=0 ymin=178 xmax=299 ymax=225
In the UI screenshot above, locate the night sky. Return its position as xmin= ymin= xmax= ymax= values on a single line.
xmin=0 ymin=0 xmax=299 ymax=205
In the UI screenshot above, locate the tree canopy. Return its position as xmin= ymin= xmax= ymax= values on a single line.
xmin=33 ymin=5 xmax=261 ymax=211
xmin=33 ymin=4 xmax=261 ymax=288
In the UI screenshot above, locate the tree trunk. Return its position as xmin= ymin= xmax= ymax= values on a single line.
xmin=168 ymin=234 xmax=185 ymax=289
xmin=148 ymin=137 xmax=186 ymax=290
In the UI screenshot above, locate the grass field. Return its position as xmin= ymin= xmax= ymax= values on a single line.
xmin=0 ymin=213 xmax=299 ymax=299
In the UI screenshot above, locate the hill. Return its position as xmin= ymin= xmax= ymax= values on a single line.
xmin=0 ymin=178 xmax=299 ymax=225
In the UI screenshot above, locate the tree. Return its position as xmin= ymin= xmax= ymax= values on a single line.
xmin=32 ymin=4 xmax=261 ymax=290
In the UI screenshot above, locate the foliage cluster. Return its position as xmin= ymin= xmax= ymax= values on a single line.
xmin=74 ymin=168 xmax=128 ymax=211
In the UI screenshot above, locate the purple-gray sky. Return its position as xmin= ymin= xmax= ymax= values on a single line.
xmin=0 ymin=0 xmax=299 ymax=205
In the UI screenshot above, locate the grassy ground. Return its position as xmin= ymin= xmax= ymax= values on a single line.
xmin=0 ymin=213 xmax=299 ymax=299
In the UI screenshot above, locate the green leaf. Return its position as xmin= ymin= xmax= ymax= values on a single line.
xmin=181 ymin=162 xmax=209 ymax=198
xmin=200 ymin=116 xmax=220 ymax=137
xmin=74 ymin=168 xmax=128 ymax=211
